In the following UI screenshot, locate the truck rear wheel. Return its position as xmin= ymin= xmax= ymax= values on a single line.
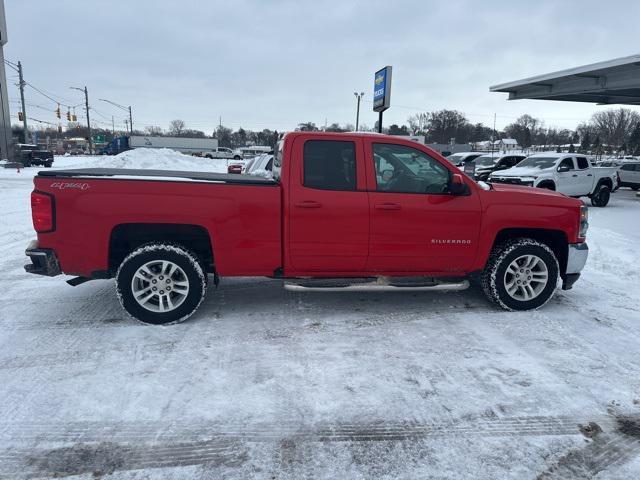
xmin=481 ymin=238 xmax=559 ymax=311
xmin=116 ymin=243 xmax=207 ymax=325
xmin=590 ymin=184 xmax=610 ymax=207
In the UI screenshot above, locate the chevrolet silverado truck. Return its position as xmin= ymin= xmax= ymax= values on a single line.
xmin=25 ymin=132 xmax=589 ymax=325
xmin=489 ymin=153 xmax=618 ymax=207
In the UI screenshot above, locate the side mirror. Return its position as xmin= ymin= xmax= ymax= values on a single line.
xmin=557 ymin=164 xmax=571 ymax=173
xmin=450 ymin=173 xmax=468 ymax=195
xmin=381 ymin=169 xmax=394 ymax=182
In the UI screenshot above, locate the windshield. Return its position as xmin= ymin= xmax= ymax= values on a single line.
xmin=516 ymin=156 xmax=559 ymax=169
xmin=446 ymin=153 xmax=464 ymax=163
xmin=474 ymin=155 xmax=499 ymax=167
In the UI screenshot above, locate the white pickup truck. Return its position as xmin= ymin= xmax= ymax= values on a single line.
xmin=489 ymin=153 xmax=618 ymax=207
xmin=203 ymin=147 xmax=243 ymax=160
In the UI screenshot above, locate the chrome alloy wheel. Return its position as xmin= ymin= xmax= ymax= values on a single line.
xmin=131 ymin=260 xmax=190 ymax=312
xmin=503 ymin=254 xmax=548 ymax=301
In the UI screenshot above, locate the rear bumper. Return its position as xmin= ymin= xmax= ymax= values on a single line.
xmin=562 ymin=242 xmax=588 ymax=290
xmin=24 ymin=240 xmax=61 ymax=277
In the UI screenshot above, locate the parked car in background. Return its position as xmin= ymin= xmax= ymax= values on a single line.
xmin=227 ymin=163 xmax=244 ymax=174
xmin=618 ymin=162 xmax=640 ymax=190
xmin=204 ymin=147 xmax=242 ymax=160
xmin=472 ymin=153 xmax=526 ymax=181
xmin=238 ymin=146 xmax=272 ymax=158
xmin=68 ymin=146 xmax=86 ymax=155
xmin=16 ymin=144 xmax=54 ymax=167
xmin=489 ymin=153 xmax=619 ymax=207
xmin=244 ymin=153 xmax=273 ymax=176
xmin=228 ymin=152 xmax=274 ymax=175
xmin=445 ymin=152 xmax=483 ymax=167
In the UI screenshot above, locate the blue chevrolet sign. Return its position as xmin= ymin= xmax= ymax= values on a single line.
xmin=373 ymin=66 xmax=392 ymax=112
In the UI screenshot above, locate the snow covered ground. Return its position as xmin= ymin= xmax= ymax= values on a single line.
xmin=0 ymin=152 xmax=639 ymax=479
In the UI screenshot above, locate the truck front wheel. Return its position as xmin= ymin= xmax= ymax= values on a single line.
xmin=590 ymin=184 xmax=610 ymax=207
xmin=481 ymin=238 xmax=559 ymax=311
xmin=116 ymin=243 xmax=207 ymax=325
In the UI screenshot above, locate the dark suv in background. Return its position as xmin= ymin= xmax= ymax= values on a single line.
xmin=16 ymin=144 xmax=54 ymax=168
xmin=473 ymin=153 xmax=526 ymax=181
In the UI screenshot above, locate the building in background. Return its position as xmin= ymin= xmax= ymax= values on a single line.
xmin=0 ymin=0 xmax=11 ymax=160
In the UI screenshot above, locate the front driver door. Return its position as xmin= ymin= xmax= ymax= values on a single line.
xmin=556 ymin=157 xmax=580 ymax=195
xmin=366 ymin=141 xmax=482 ymax=273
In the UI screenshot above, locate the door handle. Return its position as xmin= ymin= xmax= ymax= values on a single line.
xmin=295 ymin=201 xmax=322 ymax=209
xmin=587 ymin=174 xmax=593 ymax=177
xmin=375 ymin=203 xmax=402 ymax=210
xmin=572 ymin=174 xmax=578 ymax=177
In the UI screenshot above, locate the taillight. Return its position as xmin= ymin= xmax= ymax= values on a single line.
xmin=579 ymin=205 xmax=589 ymax=239
xmin=31 ymin=191 xmax=55 ymax=233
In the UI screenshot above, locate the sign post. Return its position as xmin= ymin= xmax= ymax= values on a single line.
xmin=373 ymin=66 xmax=392 ymax=133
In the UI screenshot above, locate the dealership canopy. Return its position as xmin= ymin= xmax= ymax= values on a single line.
xmin=490 ymin=54 xmax=640 ymax=105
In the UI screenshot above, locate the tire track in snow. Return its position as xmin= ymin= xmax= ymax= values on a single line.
xmin=0 ymin=415 xmax=638 ymax=478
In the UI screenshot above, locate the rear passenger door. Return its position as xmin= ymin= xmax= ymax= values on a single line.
xmin=288 ymin=137 xmax=369 ymax=272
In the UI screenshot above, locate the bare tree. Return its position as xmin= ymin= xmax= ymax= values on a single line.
xmin=589 ymin=108 xmax=640 ymax=148
xmin=144 ymin=125 xmax=163 ymax=136
xmin=169 ymin=119 xmax=186 ymax=136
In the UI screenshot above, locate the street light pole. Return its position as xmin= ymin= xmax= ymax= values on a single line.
xmin=353 ymin=92 xmax=364 ymax=131
xmin=70 ymin=86 xmax=92 ymax=154
xmin=99 ymin=98 xmax=133 ymax=135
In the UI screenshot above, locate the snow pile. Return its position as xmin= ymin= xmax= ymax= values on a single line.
xmin=53 ymin=148 xmax=229 ymax=173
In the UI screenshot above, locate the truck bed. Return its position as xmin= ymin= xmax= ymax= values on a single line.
xmin=37 ymin=168 xmax=277 ymax=185
xmin=33 ymin=168 xmax=282 ymax=277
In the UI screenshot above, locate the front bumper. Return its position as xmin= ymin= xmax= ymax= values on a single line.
xmin=489 ymin=176 xmax=534 ymax=187
xmin=24 ymin=240 xmax=61 ymax=277
xmin=562 ymin=242 xmax=588 ymax=290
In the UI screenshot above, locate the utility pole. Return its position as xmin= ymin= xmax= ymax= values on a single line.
xmin=17 ymin=61 xmax=28 ymax=142
xmin=353 ymin=92 xmax=364 ymax=131
xmin=491 ymin=112 xmax=497 ymax=155
xmin=111 ymin=115 xmax=115 ymax=135
xmin=128 ymin=105 xmax=133 ymax=134
xmin=71 ymin=86 xmax=92 ymax=154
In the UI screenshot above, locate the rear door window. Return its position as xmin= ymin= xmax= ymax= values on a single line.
xmin=303 ymin=140 xmax=357 ymax=191
xmin=576 ymin=157 xmax=589 ymax=169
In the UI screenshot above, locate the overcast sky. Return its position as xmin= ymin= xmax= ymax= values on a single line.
xmin=4 ymin=0 xmax=640 ymax=134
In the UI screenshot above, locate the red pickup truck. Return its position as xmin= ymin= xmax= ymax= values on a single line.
xmin=25 ymin=132 xmax=589 ymax=324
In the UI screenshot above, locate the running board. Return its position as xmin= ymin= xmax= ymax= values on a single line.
xmin=284 ymin=277 xmax=469 ymax=292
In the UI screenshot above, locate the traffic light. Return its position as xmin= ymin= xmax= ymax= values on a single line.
xmin=66 ymin=110 xmax=71 ymax=121
xmin=55 ymin=104 xmax=61 ymax=119
xmin=18 ymin=111 xmax=23 ymax=121
xmin=58 ymin=125 xmax=62 ymax=133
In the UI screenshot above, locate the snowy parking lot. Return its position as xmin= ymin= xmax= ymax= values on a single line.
xmin=0 ymin=156 xmax=639 ymax=479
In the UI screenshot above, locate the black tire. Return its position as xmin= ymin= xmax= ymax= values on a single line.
xmin=590 ymin=184 xmax=611 ymax=207
xmin=116 ymin=243 xmax=207 ymax=325
xmin=481 ymin=238 xmax=559 ymax=311
xmin=537 ymin=182 xmax=555 ymax=191
xmin=233 ymin=155 xmax=241 ymax=160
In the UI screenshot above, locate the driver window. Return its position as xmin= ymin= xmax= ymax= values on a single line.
xmin=558 ymin=158 xmax=575 ymax=170
xmin=372 ymin=143 xmax=450 ymax=194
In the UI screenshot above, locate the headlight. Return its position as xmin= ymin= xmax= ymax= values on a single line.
xmin=520 ymin=176 xmax=538 ymax=182
xmin=579 ymin=205 xmax=589 ymax=238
